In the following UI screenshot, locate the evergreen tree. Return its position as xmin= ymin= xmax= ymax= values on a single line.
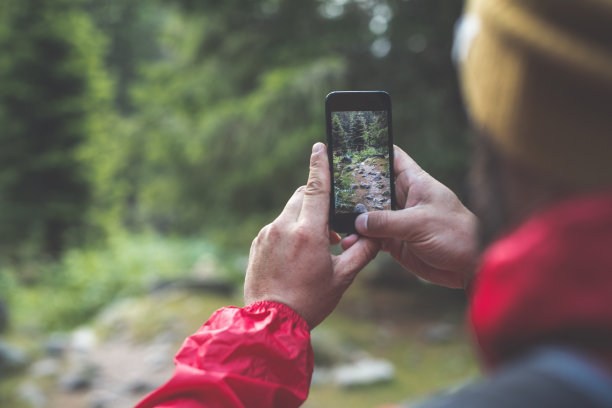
xmin=351 ymin=113 xmax=367 ymax=152
xmin=332 ymin=114 xmax=347 ymax=154
xmin=0 ymin=0 xmax=110 ymax=258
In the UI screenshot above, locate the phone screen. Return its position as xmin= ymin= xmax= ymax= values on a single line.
xmin=326 ymin=92 xmax=395 ymax=233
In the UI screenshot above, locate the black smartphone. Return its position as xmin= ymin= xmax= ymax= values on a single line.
xmin=325 ymin=91 xmax=396 ymax=234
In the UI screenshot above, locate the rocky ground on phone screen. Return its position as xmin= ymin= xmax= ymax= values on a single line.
xmin=339 ymin=156 xmax=391 ymax=213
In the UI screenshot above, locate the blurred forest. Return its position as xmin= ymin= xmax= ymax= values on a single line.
xmin=0 ymin=0 xmax=470 ymax=372
xmin=0 ymin=0 xmax=473 ymax=405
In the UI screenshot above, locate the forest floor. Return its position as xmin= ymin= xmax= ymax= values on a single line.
xmin=349 ymin=157 xmax=392 ymax=212
xmin=3 ymin=255 xmax=478 ymax=408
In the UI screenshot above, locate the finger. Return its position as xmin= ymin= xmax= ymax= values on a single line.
xmin=355 ymin=208 xmax=424 ymax=240
xmin=298 ymin=142 xmax=330 ymax=230
xmin=340 ymin=233 xmax=359 ymax=250
xmin=393 ymin=144 xmax=425 ymax=180
xmin=329 ymin=228 xmax=342 ymax=245
xmin=276 ymin=185 xmax=305 ymax=223
xmin=333 ymin=237 xmax=380 ymax=281
xmin=393 ymin=145 xmax=427 ymax=208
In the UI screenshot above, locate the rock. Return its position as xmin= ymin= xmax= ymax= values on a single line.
xmin=71 ymin=327 xmax=97 ymax=353
xmin=45 ymin=332 xmax=69 ymax=357
xmin=126 ymin=379 xmax=155 ymax=394
xmin=87 ymin=391 xmax=117 ymax=408
xmin=346 ymin=165 xmax=354 ymax=171
xmin=350 ymin=184 xmax=358 ymax=190
xmin=341 ymin=155 xmax=352 ymax=164
xmin=310 ymin=367 xmax=331 ymax=386
xmin=59 ymin=373 xmax=93 ymax=392
xmin=374 ymin=175 xmax=381 ymax=181
xmin=365 ymin=195 xmax=375 ymax=200
xmin=89 ymin=398 xmax=111 ymax=408
xmin=59 ymin=358 xmax=99 ymax=392
xmin=373 ymin=205 xmax=384 ymax=210
xmin=17 ymin=382 xmax=46 ymax=408
xmin=30 ymin=358 xmax=61 ymax=378
xmin=354 ymin=203 xmax=367 ymax=214
xmin=423 ymin=323 xmax=455 ymax=344
xmin=0 ymin=340 xmax=28 ymax=376
xmin=382 ymin=190 xmax=390 ymax=197
xmin=332 ymin=358 xmax=395 ymax=387
xmin=359 ymin=182 xmax=370 ymax=189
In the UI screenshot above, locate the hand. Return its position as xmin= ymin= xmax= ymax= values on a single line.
xmin=344 ymin=145 xmax=478 ymax=289
xmin=244 ymin=142 xmax=380 ymax=329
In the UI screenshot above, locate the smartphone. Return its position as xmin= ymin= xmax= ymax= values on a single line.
xmin=325 ymin=91 xmax=396 ymax=234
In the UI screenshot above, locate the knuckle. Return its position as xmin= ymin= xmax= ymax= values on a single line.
xmin=292 ymin=224 xmax=313 ymax=245
xmin=304 ymin=176 xmax=325 ymax=195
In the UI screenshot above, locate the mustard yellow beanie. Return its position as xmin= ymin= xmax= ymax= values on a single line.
xmin=455 ymin=0 xmax=612 ymax=187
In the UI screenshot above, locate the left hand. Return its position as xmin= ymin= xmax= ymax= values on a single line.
xmin=244 ymin=142 xmax=380 ymax=329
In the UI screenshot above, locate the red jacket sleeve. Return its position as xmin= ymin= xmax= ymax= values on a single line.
xmin=135 ymin=301 xmax=314 ymax=408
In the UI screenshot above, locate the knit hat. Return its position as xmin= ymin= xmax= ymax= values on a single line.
xmin=454 ymin=0 xmax=612 ymax=187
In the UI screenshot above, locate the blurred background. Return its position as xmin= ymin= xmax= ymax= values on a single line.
xmin=0 ymin=0 xmax=477 ymax=406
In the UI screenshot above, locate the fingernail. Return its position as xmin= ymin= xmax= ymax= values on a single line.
xmin=312 ymin=142 xmax=325 ymax=154
xmin=355 ymin=213 xmax=368 ymax=233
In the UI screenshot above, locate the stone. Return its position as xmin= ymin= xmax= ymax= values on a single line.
xmin=382 ymin=190 xmax=390 ymax=197
xmin=373 ymin=205 xmax=384 ymax=210
xmin=365 ymin=195 xmax=375 ymax=200
xmin=354 ymin=203 xmax=367 ymax=214
xmin=71 ymin=328 xmax=97 ymax=353
xmin=0 ymin=340 xmax=28 ymax=376
xmin=59 ymin=373 xmax=92 ymax=392
xmin=350 ymin=184 xmax=358 ymax=190
xmin=126 ymin=379 xmax=155 ymax=394
xmin=346 ymin=165 xmax=354 ymax=171
xmin=374 ymin=175 xmax=381 ymax=181
xmin=359 ymin=182 xmax=370 ymax=189
xmin=30 ymin=358 xmax=61 ymax=378
xmin=341 ymin=155 xmax=352 ymax=164
xmin=423 ymin=323 xmax=455 ymax=344
xmin=17 ymin=382 xmax=46 ymax=408
xmin=45 ymin=332 xmax=69 ymax=357
xmin=332 ymin=358 xmax=394 ymax=387
xmin=59 ymin=358 xmax=99 ymax=392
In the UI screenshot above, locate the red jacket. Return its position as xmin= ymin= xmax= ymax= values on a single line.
xmin=135 ymin=301 xmax=313 ymax=408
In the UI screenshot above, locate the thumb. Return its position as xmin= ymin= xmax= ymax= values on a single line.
xmin=334 ymin=236 xmax=380 ymax=280
xmin=355 ymin=209 xmax=421 ymax=240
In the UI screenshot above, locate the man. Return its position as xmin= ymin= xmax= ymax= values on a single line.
xmin=136 ymin=0 xmax=612 ymax=406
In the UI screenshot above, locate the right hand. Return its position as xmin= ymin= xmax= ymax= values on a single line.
xmin=343 ymin=145 xmax=478 ymax=289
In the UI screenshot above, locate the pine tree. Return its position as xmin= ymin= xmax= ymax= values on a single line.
xmin=351 ymin=113 xmax=367 ymax=152
xmin=332 ymin=114 xmax=347 ymax=154
xmin=0 ymin=0 xmax=110 ymax=258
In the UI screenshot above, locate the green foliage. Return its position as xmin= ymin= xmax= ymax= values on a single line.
xmin=0 ymin=0 xmax=471 ymax=331
xmin=5 ymin=232 xmax=236 ymax=329
xmin=0 ymin=0 xmax=112 ymax=259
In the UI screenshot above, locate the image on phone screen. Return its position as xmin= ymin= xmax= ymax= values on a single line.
xmin=331 ymin=110 xmax=392 ymax=215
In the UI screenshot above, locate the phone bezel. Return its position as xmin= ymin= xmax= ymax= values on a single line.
xmin=325 ymin=91 xmax=396 ymax=234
